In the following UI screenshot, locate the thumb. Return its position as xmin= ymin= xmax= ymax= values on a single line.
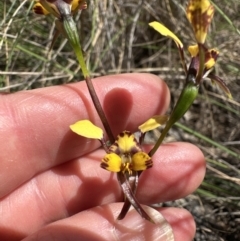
xmin=22 ymin=203 xmax=174 ymax=241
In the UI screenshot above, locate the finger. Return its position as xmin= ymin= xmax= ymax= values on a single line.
xmin=0 ymin=73 xmax=170 ymax=197
xmin=160 ymin=207 xmax=196 ymax=241
xmin=0 ymin=142 xmax=204 ymax=235
xmin=21 ymin=204 xmax=194 ymax=241
xmin=137 ymin=142 xmax=206 ymax=203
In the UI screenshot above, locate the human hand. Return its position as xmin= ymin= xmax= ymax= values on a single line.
xmin=0 ymin=73 xmax=205 ymax=241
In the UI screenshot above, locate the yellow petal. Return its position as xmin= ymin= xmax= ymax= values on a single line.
xmin=132 ymin=152 xmax=152 ymax=171
xmin=138 ymin=115 xmax=169 ymax=133
xmin=72 ymin=0 xmax=87 ymax=11
xmin=205 ymin=58 xmax=215 ymax=69
xmin=38 ymin=0 xmax=61 ymax=18
xmin=188 ymin=45 xmax=199 ymax=57
xmin=110 ymin=131 xmax=141 ymax=154
xmin=186 ymin=0 xmax=214 ymax=44
xmin=205 ymin=48 xmax=219 ymax=69
xmin=70 ymin=120 xmax=103 ymax=139
xmin=149 ymin=21 xmax=183 ymax=48
xmin=101 ymin=153 xmax=122 ymax=172
xmin=33 ymin=2 xmax=50 ymax=15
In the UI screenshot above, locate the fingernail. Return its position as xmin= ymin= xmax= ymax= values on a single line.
xmin=112 ymin=205 xmax=174 ymax=241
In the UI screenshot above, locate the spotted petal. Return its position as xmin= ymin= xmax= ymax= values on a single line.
xmin=33 ymin=0 xmax=86 ymax=18
xmin=70 ymin=120 xmax=103 ymax=139
xmin=33 ymin=2 xmax=50 ymax=15
xmin=132 ymin=152 xmax=152 ymax=171
xmin=109 ymin=131 xmax=141 ymax=155
xmin=101 ymin=153 xmax=122 ymax=172
xmin=186 ymin=0 xmax=214 ymax=44
xmin=36 ymin=0 xmax=64 ymax=18
xmin=205 ymin=48 xmax=219 ymax=70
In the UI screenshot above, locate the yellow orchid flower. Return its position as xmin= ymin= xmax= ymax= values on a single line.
xmin=149 ymin=0 xmax=231 ymax=98
xmin=33 ymin=0 xmax=87 ymax=17
xmin=70 ymin=120 xmax=152 ymax=174
xmin=70 ymin=120 xmax=154 ymax=222
xmin=33 ymin=0 xmax=89 ymax=78
xmin=101 ymin=131 xmax=152 ymax=174
xmin=148 ymin=0 xmax=232 ymax=157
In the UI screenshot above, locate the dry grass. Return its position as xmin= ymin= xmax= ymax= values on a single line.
xmin=1 ymin=0 xmax=240 ymax=240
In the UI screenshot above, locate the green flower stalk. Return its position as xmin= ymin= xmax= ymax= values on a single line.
xmin=33 ymin=0 xmax=89 ymax=75
xmin=33 ymin=0 xmax=115 ymax=142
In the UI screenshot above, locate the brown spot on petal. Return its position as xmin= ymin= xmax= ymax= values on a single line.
xmin=187 ymin=0 xmax=214 ymax=44
xmin=33 ymin=5 xmax=46 ymax=15
xmin=146 ymin=159 xmax=153 ymax=169
xmin=100 ymin=162 xmax=109 ymax=170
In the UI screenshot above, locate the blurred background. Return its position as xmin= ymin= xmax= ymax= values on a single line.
xmin=1 ymin=0 xmax=240 ymax=240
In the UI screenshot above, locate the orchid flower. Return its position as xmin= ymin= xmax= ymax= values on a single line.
xmin=33 ymin=0 xmax=89 ymax=77
xmin=149 ymin=0 xmax=231 ymax=96
xmin=33 ymin=0 xmax=87 ymax=17
xmin=148 ymin=0 xmax=232 ymax=156
xmin=69 ymin=119 xmax=168 ymax=222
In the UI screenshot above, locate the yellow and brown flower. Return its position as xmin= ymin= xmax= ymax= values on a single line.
xmin=69 ymin=120 xmax=152 ymax=174
xmin=33 ymin=0 xmax=87 ymax=18
xmin=101 ymin=131 xmax=152 ymax=174
xmin=149 ymin=0 xmax=232 ymax=98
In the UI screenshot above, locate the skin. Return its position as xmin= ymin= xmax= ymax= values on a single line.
xmin=0 ymin=73 xmax=205 ymax=240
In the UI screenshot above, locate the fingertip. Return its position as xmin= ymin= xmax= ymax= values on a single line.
xmin=138 ymin=142 xmax=206 ymax=203
xmin=159 ymin=207 xmax=196 ymax=241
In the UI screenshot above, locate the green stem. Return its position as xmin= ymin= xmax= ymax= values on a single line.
xmin=148 ymin=121 xmax=172 ymax=157
xmin=62 ymin=16 xmax=115 ymax=143
xmin=73 ymin=44 xmax=90 ymax=79
xmin=62 ymin=16 xmax=89 ymax=78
